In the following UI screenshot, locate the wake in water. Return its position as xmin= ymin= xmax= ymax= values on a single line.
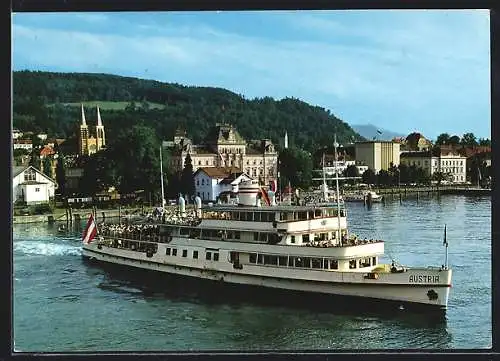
xmin=14 ymin=238 xmax=82 ymax=257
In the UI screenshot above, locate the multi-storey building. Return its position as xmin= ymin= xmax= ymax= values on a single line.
xmin=165 ymin=123 xmax=278 ymax=185
xmin=78 ymin=104 xmax=106 ymax=156
xmin=400 ymin=148 xmax=467 ymax=183
xmin=354 ymin=141 xmax=400 ymax=174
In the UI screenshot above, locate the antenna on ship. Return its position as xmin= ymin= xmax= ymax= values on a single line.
xmin=334 ymin=134 xmax=343 ymax=245
xmin=322 ymin=151 xmax=328 ymax=202
xmin=160 ymin=145 xmax=166 ymax=210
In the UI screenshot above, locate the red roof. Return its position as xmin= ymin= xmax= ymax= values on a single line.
xmin=40 ymin=145 xmax=55 ymax=157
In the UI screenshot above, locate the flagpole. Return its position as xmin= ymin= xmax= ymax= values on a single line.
xmin=444 ymin=224 xmax=448 ymax=269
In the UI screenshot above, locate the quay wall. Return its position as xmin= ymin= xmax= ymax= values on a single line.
xmin=12 ymin=206 xmax=188 ymax=225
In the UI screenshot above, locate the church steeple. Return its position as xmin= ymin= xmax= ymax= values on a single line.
xmin=96 ymin=106 xmax=102 ymax=126
xmin=81 ymin=104 xmax=87 ymax=127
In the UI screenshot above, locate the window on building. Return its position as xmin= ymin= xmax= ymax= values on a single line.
xmin=193 ymin=250 xmax=198 ymax=259
xmin=249 ymin=253 xmax=257 ymax=263
xmin=182 ymin=250 xmax=187 ymax=257
xmin=329 ymin=260 xmax=338 ymax=269
xmin=349 ymin=260 xmax=357 ymax=269
xmin=372 ymin=257 xmax=377 ymax=266
xmin=197 ymin=180 xmax=200 ymax=186
xmin=206 ymin=252 xmax=212 ymax=260
xmin=290 ymin=235 xmax=295 ymax=244
xmin=166 ymin=248 xmax=171 ymax=255
xmin=172 ymin=248 xmax=177 ymax=256
xmin=24 ymin=169 xmax=36 ymax=182
xmin=206 ymin=160 xmax=209 ymax=165
xmin=35 ymin=188 xmax=40 ymax=192
xmin=213 ymin=253 xmax=219 ymax=261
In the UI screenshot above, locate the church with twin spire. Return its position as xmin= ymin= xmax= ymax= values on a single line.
xmin=78 ymin=104 xmax=106 ymax=156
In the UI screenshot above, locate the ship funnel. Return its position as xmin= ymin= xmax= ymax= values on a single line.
xmin=194 ymin=196 xmax=202 ymax=218
xmin=238 ymin=179 xmax=260 ymax=206
xmin=178 ymin=196 xmax=186 ymax=217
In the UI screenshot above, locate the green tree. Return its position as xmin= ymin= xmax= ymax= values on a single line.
xmin=343 ymin=165 xmax=360 ymax=185
xmin=42 ymin=157 xmax=53 ymax=179
xmin=55 ymin=154 xmax=66 ymax=196
xmin=435 ymin=133 xmax=450 ymax=145
xmin=448 ymin=135 xmax=461 ymax=146
xmin=461 ymin=132 xmax=478 ymax=147
xmin=432 ymin=171 xmax=446 ymax=186
xmin=180 ymin=153 xmax=195 ymax=201
xmin=29 ymin=149 xmax=41 ymax=170
xmin=377 ymin=169 xmax=391 ymax=186
xmin=278 ymin=147 xmax=313 ymax=189
xmin=478 ymin=138 xmax=491 ymax=147
xmin=362 ymin=168 xmax=376 ymax=185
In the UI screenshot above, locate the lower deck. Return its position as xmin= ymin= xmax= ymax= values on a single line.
xmin=82 ymin=244 xmax=451 ymax=309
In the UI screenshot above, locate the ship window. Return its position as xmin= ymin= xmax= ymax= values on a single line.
xmin=288 ymin=256 xmax=295 ymax=267
xmin=249 ymin=253 xmax=257 ymax=263
xmin=254 ymin=232 xmax=259 ymax=241
xmin=302 ymin=234 xmax=310 ymax=243
xmin=349 ymin=260 xmax=357 ymax=269
xmin=315 ymin=209 xmax=322 ymax=218
xmin=214 ymin=253 xmax=219 ymax=261
xmin=254 ymin=213 xmax=261 ymax=222
xmin=182 ymin=249 xmax=187 ymax=257
xmin=259 ymin=233 xmax=267 ymax=242
xmin=311 ymin=258 xmax=322 ymax=269
xmin=264 ymin=255 xmax=278 ymax=265
xmin=166 ymin=247 xmax=171 ymax=256
xmin=361 ymin=258 xmax=371 ymax=267
xmin=291 ymin=236 xmax=295 ymax=244
xmin=172 ymin=248 xmax=177 ymax=256
xmin=303 ymin=258 xmax=311 ymax=268
xmin=257 ymin=254 xmax=264 ymax=264
xmin=193 ymin=251 xmax=198 ymax=259
xmin=323 ymin=259 xmax=329 ymax=269
xmin=295 ymin=257 xmax=304 ymax=268
xmin=372 ymin=257 xmax=377 ymax=266
xmin=235 ymin=231 xmax=241 ymax=240
xmin=206 ymin=252 xmax=212 ymax=260
xmin=278 ymin=256 xmax=287 ymax=266
xmin=232 ymin=212 xmax=240 ymax=220
xmin=180 ymin=228 xmax=190 ymax=236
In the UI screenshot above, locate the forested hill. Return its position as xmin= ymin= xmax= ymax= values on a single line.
xmin=13 ymin=70 xmax=364 ymax=151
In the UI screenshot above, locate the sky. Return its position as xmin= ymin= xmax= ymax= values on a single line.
xmin=12 ymin=10 xmax=491 ymax=141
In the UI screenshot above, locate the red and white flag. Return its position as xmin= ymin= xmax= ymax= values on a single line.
xmin=82 ymin=214 xmax=97 ymax=244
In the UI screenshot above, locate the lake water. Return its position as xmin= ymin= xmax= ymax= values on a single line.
xmin=12 ymin=195 xmax=491 ymax=351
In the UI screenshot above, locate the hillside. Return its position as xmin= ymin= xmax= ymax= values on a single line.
xmin=12 ymin=70 xmax=364 ymax=152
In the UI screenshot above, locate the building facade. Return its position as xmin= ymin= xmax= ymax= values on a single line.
xmin=400 ymin=149 xmax=467 ymax=183
xmin=78 ymin=104 xmax=106 ymax=156
xmin=166 ymin=124 xmax=278 ymax=185
xmin=354 ymin=141 xmax=400 ymax=174
xmin=12 ymin=165 xmax=57 ymax=205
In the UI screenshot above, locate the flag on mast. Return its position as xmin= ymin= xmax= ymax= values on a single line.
xmin=82 ymin=214 xmax=97 ymax=244
xmin=443 ymin=224 xmax=448 ymax=247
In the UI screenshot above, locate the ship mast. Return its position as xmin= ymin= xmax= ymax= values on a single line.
xmin=334 ymin=135 xmax=343 ymax=245
xmin=160 ymin=145 xmax=165 ymax=209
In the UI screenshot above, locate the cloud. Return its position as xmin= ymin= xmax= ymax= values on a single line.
xmin=12 ymin=11 xmax=491 ymax=139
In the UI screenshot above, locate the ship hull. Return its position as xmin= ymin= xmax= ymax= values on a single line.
xmin=82 ymin=247 xmax=450 ymax=314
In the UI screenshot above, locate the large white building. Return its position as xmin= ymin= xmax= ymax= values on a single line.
xmin=400 ymin=149 xmax=467 ymax=183
xmin=165 ymin=124 xmax=278 ymax=185
xmin=355 ymin=141 xmax=400 ymax=174
xmin=12 ymin=165 xmax=57 ymax=205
